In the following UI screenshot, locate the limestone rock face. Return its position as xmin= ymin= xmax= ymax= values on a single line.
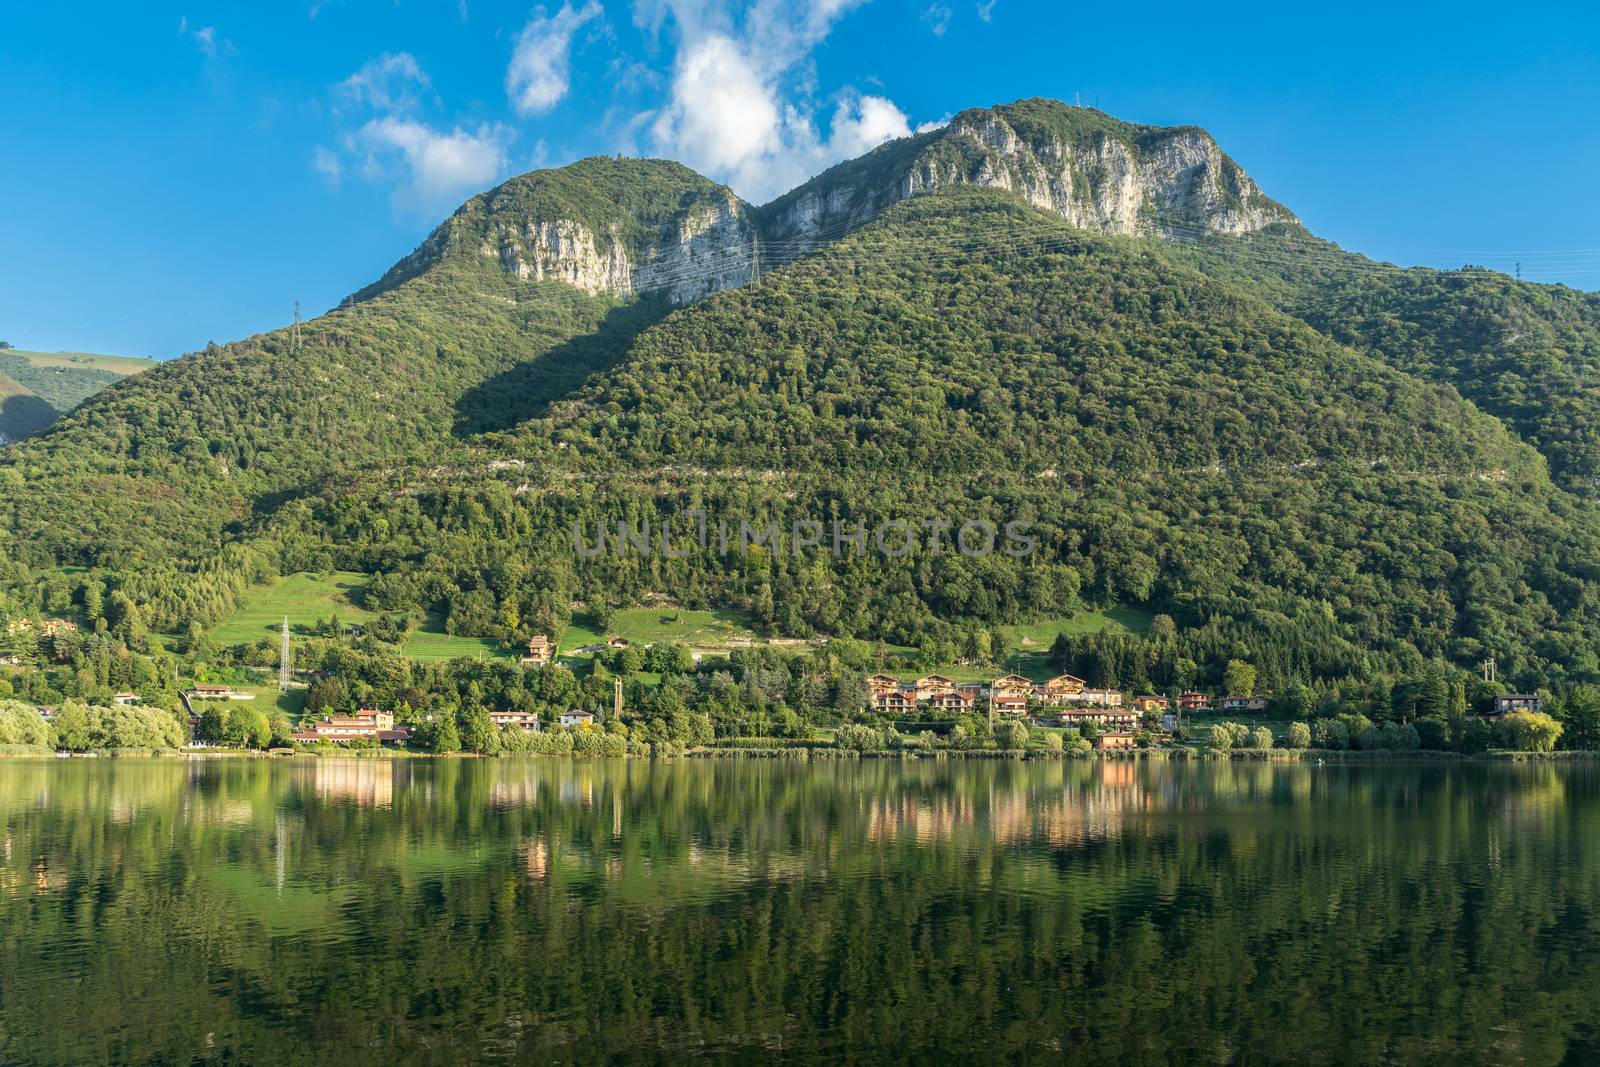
xmin=490 ymin=193 xmax=761 ymax=304
xmin=762 ymin=103 xmax=1298 ymax=264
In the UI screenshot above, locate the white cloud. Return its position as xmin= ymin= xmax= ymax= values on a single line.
xmin=922 ymin=4 xmax=952 ymax=36
xmin=976 ymin=0 xmax=996 ymax=22
xmin=312 ymin=145 xmax=343 ymax=188
xmin=827 ymin=94 xmax=912 ymax=160
xmin=507 ymin=2 xmax=604 ymax=116
xmin=640 ymin=1 xmax=920 ymax=202
xmin=178 ymin=16 xmax=232 ymax=57
xmin=357 ymin=117 xmax=514 ymax=213
xmin=339 ymin=53 xmax=430 ymax=112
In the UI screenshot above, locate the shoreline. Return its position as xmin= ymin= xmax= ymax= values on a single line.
xmin=5 ymin=747 xmax=1596 ymax=762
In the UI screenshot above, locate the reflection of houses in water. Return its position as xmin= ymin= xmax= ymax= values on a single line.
xmin=313 ymin=760 xmax=394 ymax=808
xmin=863 ymin=766 xmax=1159 ymax=848
xmin=524 ymin=836 xmax=549 ymax=879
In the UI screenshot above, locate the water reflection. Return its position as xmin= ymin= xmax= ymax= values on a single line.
xmin=1 ymin=758 xmax=1598 ymax=1064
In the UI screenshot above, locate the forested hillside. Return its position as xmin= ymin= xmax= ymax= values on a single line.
xmin=3 ymin=100 xmax=1600 ymax=697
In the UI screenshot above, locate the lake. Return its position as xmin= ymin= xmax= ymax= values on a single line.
xmin=1 ymin=757 xmax=1597 ymax=1064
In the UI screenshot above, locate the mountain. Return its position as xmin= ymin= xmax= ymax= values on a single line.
xmin=0 ymin=348 xmax=154 ymax=444
xmin=3 ymin=98 xmax=1600 ymax=689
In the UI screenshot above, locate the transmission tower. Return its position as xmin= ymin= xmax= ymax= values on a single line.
xmin=1480 ymin=657 xmax=1497 ymax=683
xmin=279 ymin=616 xmax=292 ymax=692
xmin=291 ymin=300 xmax=302 ymax=353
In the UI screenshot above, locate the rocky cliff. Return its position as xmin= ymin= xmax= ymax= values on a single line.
xmin=349 ymin=158 xmax=762 ymax=307
xmin=353 ymin=102 xmax=1297 ymax=308
xmin=760 ymin=99 xmax=1299 ymax=264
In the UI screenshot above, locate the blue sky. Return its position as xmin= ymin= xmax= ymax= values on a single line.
xmin=4 ymin=1 xmax=1598 ymax=358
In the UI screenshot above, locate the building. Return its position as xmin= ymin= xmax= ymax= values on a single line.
xmin=522 ymin=635 xmax=553 ymax=667
xmin=1160 ymin=712 xmax=1181 ymax=732
xmin=112 ymin=692 xmax=140 ymax=706
xmin=990 ymin=687 xmax=1030 ymax=716
xmin=872 ymin=688 xmax=918 ymax=713
xmin=865 ymin=673 xmax=902 ymax=694
xmin=560 ymin=709 xmax=596 ymax=727
xmin=1221 ymin=696 xmax=1268 ymax=713
xmin=1492 ymin=694 xmax=1543 ymax=717
xmin=1039 ymin=674 xmax=1088 ymax=703
xmin=489 ymin=710 xmax=543 ymax=732
xmin=913 ymin=674 xmax=957 ymax=700
xmin=190 ymin=685 xmax=238 ymax=701
xmin=1178 ymin=691 xmax=1210 ymax=712
xmin=925 ymin=688 xmax=976 ymax=713
xmin=1132 ymin=694 xmax=1169 ymax=714
xmin=291 ymin=708 xmax=410 ymax=745
xmin=606 ymin=636 xmax=630 ymax=650
xmin=1056 ymin=708 xmax=1139 ymax=731
xmin=1094 ymin=731 xmax=1138 ymax=751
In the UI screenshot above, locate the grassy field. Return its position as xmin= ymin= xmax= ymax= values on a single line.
xmin=210 ymin=574 xmax=1149 ymax=679
xmin=401 ymin=611 xmax=511 ymax=662
xmin=211 ymin=573 xmax=517 ymax=663
xmin=1 ymin=348 xmax=159 ymax=374
xmin=210 ymin=571 xmax=378 ymax=645
xmin=560 ymin=607 xmax=769 ymax=655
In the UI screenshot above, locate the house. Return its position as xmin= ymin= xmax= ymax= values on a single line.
xmin=1054 ymin=708 xmax=1139 ymax=731
xmin=522 ymin=635 xmax=553 ymax=667
xmin=112 ymin=692 xmax=140 ymax=706
xmin=925 ymin=688 xmax=975 ymax=713
xmin=291 ymin=708 xmax=410 ymax=745
xmin=1221 ymin=696 xmax=1268 ymax=713
xmin=1094 ymin=731 xmax=1138 ymax=751
xmin=37 ymin=619 xmax=76 ymax=638
xmin=1492 ymin=694 xmax=1543 ymax=717
xmin=1039 ymin=674 xmax=1088 ymax=702
xmin=560 ymin=709 xmax=596 ymax=727
xmin=991 ymin=674 xmax=1033 ymax=692
xmin=606 ymin=636 xmax=630 ymax=650
xmin=990 ymin=689 xmax=1030 ymax=716
xmin=865 ymin=673 xmax=902 ymax=694
xmin=1132 ymin=694 xmax=1169 ymax=714
xmin=1178 ymin=691 xmax=1210 ymax=712
xmin=489 ymin=710 xmax=543 ymax=732
xmin=190 ymin=685 xmax=237 ymax=701
xmin=873 ymin=688 xmax=918 ymax=713
xmin=913 ymin=674 xmax=957 ymax=700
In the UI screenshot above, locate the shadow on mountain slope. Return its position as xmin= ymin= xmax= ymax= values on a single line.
xmin=0 ymin=393 xmax=60 ymax=444
xmin=451 ymin=296 xmax=673 ymax=437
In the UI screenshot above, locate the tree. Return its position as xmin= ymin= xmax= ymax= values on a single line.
xmin=835 ymin=724 xmax=884 ymax=751
xmin=458 ymin=705 xmax=499 ymax=754
xmin=1223 ymin=660 xmax=1257 ymax=697
xmin=1284 ymin=721 xmax=1311 ymax=749
xmin=1557 ymin=686 xmax=1600 ymax=750
xmin=1206 ymin=724 xmax=1234 ymax=750
xmin=196 ymin=707 xmax=226 ymax=743
xmin=1502 ymin=711 xmax=1562 ymax=753
xmin=997 ymin=719 xmax=1030 ymax=750
xmin=1248 ymin=726 xmax=1274 ymax=750
xmin=0 ymin=700 xmax=51 ymax=747
xmin=223 ymin=707 xmax=270 ymax=749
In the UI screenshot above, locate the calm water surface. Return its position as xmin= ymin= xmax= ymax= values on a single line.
xmin=1 ymin=757 xmax=1598 ymax=1064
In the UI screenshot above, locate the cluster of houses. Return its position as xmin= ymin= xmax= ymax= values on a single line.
xmin=868 ymin=672 xmax=1140 ymax=729
xmin=865 ymin=673 xmax=1292 ymax=736
xmin=289 ymin=705 xmax=597 ymax=745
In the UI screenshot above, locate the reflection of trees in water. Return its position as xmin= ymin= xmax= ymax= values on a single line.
xmin=1 ymin=759 xmax=1599 ymax=1064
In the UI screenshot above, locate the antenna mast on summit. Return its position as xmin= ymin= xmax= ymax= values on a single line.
xmin=291 ymin=300 xmax=302 ymax=353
